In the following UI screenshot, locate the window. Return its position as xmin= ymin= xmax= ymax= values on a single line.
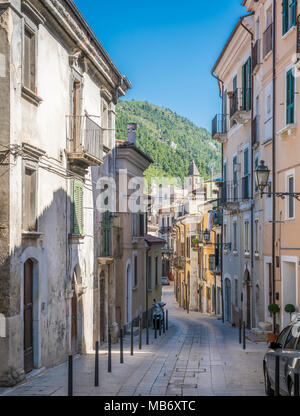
xmin=187 ymin=237 xmax=190 ymax=258
xmin=209 ymin=254 xmax=215 ymax=272
xmin=233 ymin=155 xmax=238 ymax=200
xmin=204 ymin=253 xmax=207 ymax=271
xmin=72 ymin=180 xmax=84 ymax=235
xmin=233 ymin=221 xmax=238 ymax=252
xmin=242 ymin=57 xmax=252 ymax=110
xmin=243 ymin=147 xmax=250 ymax=199
xmin=155 ymin=257 xmax=158 ymax=287
xmin=23 ymin=168 xmax=37 ymax=232
xmin=235 ymin=280 xmax=238 ymax=307
xmin=266 ymin=6 xmax=273 ymax=28
xmin=24 ymin=28 xmax=36 ymax=92
xmin=276 ymin=326 xmax=292 ymax=348
xmin=287 ymin=175 xmax=295 ymax=219
xmin=101 ymin=211 xmax=110 ymax=257
xmin=286 ymin=68 xmax=295 ymax=125
xmin=224 ymin=223 xmax=227 ymax=247
xmin=284 ymin=327 xmax=298 ymax=349
xmin=133 ymin=255 xmax=138 ymax=288
xmin=255 ymin=219 xmax=259 ymax=254
xmin=244 ymin=220 xmax=249 ymax=253
xmin=282 ymin=0 xmax=297 ymax=35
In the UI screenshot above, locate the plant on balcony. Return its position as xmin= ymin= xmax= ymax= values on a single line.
xmin=285 ymin=304 xmax=296 ymax=321
xmin=268 ymin=304 xmax=280 ymax=335
xmin=192 ymin=238 xmax=200 ymax=248
xmin=227 ymin=91 xmax=234 ymax=99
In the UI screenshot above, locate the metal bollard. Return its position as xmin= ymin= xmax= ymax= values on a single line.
xmin=131 ymin=321 xmax=134 ymax=356
xmin=294 ymin=373 xmax=300 ymax=397
xmin=108 ymin=330 xmax=112 ymax=373
xmin=243 ymin=322 xmax=246 ymax=350
xmin=95 ymin=341 xmax=99 ymax=387
xmin=139 ymin=318 xmax=142 ymax=350
xmin=146 ymin=311 xmax=149 ymax=345
xmin=239 ymin=319 xmax=242 ymax=345
xmin=166 ymin=310 xmax=169 ymax=331
xmin=68 ymin=355 xmax=73 ymax=397
xmin=275 ymin=355 xmax=280 ymax=396
xmin=120 ymin=328 xmax=124 ymax=364
xmin=155 ymin=318 xmax=157 ymax=339
xmin=159 ymin=318 xmax=162 ymax=336
xmin=163 ymin=311 xmax=166 ymax=334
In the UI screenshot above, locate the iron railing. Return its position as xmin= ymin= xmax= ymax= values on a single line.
xmin=66 ymin=115 xmax=103 ymax=161
xmin=212 ymin=114 xmax=227 ymax=138
xmin=230 ymin=88 xmax=252 ymax=117
xmin=263 ymin=23 xmax=273 ymax=57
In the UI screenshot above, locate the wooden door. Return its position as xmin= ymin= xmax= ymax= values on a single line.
xmin=24 ymin=260 xmax=34 ymax=374
xmin=247 ymin=284 xmax=251 ymax=329
xmin=100 ymin=279 xmax=105 ymax=343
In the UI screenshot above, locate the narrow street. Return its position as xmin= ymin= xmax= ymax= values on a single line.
xmin=1 ymin=285 xmax=266 ymax=397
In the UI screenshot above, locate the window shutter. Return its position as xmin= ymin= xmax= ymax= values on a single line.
xmin=287 ymin=69 xmax=295 ymax=124
xmin=72 ymin=181 xmax=83 ymax=235
xmin=244 ymin=148 xmax=249 ymax=176
xmin=292 ymin=0 xmax=297 ymax=26
xmin=282 ymin=0 xmax=288 ymax=34
xmin=288 ymin=176 xmax=294 ymax=218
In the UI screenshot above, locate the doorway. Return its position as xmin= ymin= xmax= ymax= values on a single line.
xmin=225 ymin=278 xmax=232 ymax=322
xmin=126 ymin=264 xmax=132 ymax=324
xmin=24 ymin=260 xmax=34 ymax=374
xmin=71 ymin=277 xmax=78 ymax=353
xmin=281 ymin=259 xmax=297 ymax=328
xmin=100 ymin=276 xmax=105 ymax=343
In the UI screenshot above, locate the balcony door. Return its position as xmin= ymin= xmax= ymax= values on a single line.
xmin=24 ymin=260 xmax=34 ymax=374
xmin=72 ymin=80 xmax=81 ymax=151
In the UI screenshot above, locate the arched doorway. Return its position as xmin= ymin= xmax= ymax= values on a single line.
xmin=225 ymin=278 xmax=232 ymax=323
xmin=126 ymin=263 xmax=132 ymax=324
xmin=71 ymin=274 xmax=78 ymax=353
xmin=24 ymin=259 xmax=34 ymax=374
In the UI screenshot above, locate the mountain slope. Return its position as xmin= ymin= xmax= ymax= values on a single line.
xmin=115 ymin=100 xmax=221 ymax=183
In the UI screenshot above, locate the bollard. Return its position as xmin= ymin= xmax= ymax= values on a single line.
xmin=68 ymin=355 xmax=73 ymax=397
xmin=154 ymin=318 xmax=157 ymax=339
xmin=163 ymin=311 xmax=166 ymax=334
xmin=139 ymin=318 xmax=142 ymax=350
xmin=166 ymin=310 xmax=169 ymax=331
xmin=159 ymin=318 xmax=162 ymax=336
xmin=275 ymin=355 xmax=280 ymax=396
xmin=239 ymin=319 xmax=242 ymax=345
xmin=243 ymin=322 xmax=246 ymax=350
xmin=120 ymin=328 xmax=124 ymax=364
xmin=108 ymin=330 xmax=112 ymax=373
xmin=95 ymin=341 xmax=99 ymax=387
xmin=131 ymin=321 xmax=134 ymax=356
xmin=146 ymin=310 xmax=149 ymax=346
xmin=294 ymin=373 xmax=300 ymax=397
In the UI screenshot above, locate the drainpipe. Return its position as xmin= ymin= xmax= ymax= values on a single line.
xmin=272 ymin=0 xmax=277 ymax=311
xmin=241 ymin=20 xmax=255 ymax=329
xmin=211 ymin=70 xmax=225 ymax=323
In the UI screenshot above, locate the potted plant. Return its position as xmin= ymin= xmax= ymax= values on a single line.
xmin=227 ymin=91 xmax=234 ymax=99
xmin=285 ymin=304 xmax=296 ymax=321
xmin=192 ymin=238 xmax=199 ymax=248
xmin=268 ymin=304 xmax=280 ymax=341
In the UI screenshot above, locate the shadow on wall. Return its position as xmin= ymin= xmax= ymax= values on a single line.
xmin=0 ymin=187 xmax=92 ymax=386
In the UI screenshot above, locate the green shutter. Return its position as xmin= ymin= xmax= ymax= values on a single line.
xmin=255 ymin=157 xmax=259 ymax=192
xmin=287 ymin=69 xmax=295 ymax=124
xmin=244 ymin=148 xmax=249 ymax=176
xmin=72 ymin=180 xmax=83 ymax=235
xmin=292 ymin=0 xmax=297 ymax=26
xmin=102 ymin=210 xmax=110 ymax=257
xmin=282 ymin=0 xmax=288 ymax=34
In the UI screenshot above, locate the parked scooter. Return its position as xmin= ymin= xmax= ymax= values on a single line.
xmin=152 ymin=299 xmax=166 ymax=329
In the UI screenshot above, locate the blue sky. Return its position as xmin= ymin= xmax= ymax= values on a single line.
xmin=74 ymin=0 xmax=246 ymax=131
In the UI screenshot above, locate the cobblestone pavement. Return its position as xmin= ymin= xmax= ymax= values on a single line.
xmin=1 ymin=285 xmax=267 ymax=396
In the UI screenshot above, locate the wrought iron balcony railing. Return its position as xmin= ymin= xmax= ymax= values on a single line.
xmin=230 ymin=88 xmax=252 ymax=118
xmin=212 ymin=114 xmax=227 ymax=141
xmin=66 ymin=115 xmax=104 ymax=165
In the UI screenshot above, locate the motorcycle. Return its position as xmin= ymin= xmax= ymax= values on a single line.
xmin=152 ymin=300 xmax=166 ymax=329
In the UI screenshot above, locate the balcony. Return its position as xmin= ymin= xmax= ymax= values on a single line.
xmin=230 ymin=88 xmax=252 ymax=124
xmin=252 ymin=116 xmax=260 ymax=146
xmin=263 ymin=23 xmax=273 ymax=58
xmin=66 ymin=115 xmax=104 ymax=172
xmin=218 ymin=180 xmax=239 ymax=208
xmin=211 ymin=114 xmax=228 ymax=143
xmin=191 ymin=232 xmax=204 ymax=250
xmin=252 ymin=39 xmax=261 ymax=73
xmin=212 ymin=209 xmax=222 ymax=226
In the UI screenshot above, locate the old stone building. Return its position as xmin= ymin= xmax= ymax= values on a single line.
xmin=0 ymin=0 xmax=130 ymax=386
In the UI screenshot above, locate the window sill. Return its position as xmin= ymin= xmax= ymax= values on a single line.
xmin=282 ymin=24 xmax=296 ymax=40
xmin=22 ymin=231 xmax=43 ymax=240
xmin=277 ymin=124 xmax=297 ymax=140
xmin=21 ymin=86 xmax=43 ymax=106
xmin=69 ymin=234 xmax=85 ymax=245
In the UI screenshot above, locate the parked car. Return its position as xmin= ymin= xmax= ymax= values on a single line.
xmin=264 ymin=314 xmax=300 ymax=396
xmin=161 ymin=276 xmax=170 ymax=286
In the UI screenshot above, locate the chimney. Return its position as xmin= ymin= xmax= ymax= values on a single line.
xmin=127 ymin=123 xmax=137 ymax=145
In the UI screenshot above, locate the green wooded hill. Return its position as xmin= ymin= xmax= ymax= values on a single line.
xmin=116 ymin=100 xmax=221 ymax=183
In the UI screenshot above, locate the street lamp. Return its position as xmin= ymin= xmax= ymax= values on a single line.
xmin=203 ymin=229 xmax=211 ymax=244
xmin=255 ymin=160 xmax=270 ymax=195
xmin=255 ymin=160 xmax=300 ymax=201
